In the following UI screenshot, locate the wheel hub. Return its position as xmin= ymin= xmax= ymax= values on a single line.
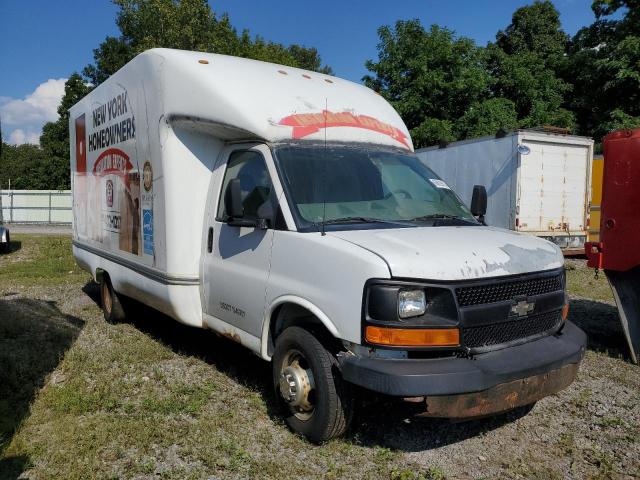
xmin=279 ymin=363 xmax=314 ymax=412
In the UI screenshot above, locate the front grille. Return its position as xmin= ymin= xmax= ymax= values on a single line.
xmin=455 ymin=273 xmax=562 ymax=307
xmin=462 ymin=310 xmax=562 ymax=349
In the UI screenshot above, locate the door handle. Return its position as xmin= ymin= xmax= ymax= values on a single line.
xmin=207 ymin=227 xmax=213 ymax=253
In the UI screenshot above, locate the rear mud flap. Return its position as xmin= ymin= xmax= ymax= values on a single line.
xmin=606 ymin=268 xmax=640 ymax=364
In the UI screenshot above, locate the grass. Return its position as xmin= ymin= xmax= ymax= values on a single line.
xmin=0 ymin=235 xmax=637 ymax=479
xmin=564 ymin=259 xmax=615 ymax=302
xmin=0 ymin=234 xmax=88 ymax=288
xmin=0 ymin=235 xmax=427 ymax=479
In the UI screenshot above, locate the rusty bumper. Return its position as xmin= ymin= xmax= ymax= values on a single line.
xmin=417 ymin=362 xmax=578 ymax=419
xmin=340 ymin=321 xmax=586 ymax=406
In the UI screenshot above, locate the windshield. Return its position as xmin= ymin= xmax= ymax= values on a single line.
xmin=274 ymin=144 xmax=477 ymax=230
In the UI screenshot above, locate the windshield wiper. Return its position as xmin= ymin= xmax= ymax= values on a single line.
xmin=321 ymin=216 xmax=394 ymax=225
xmin=408 ymin=214 xmax=474 ymax=222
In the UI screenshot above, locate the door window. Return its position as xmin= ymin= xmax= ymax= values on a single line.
xmin=217 ymin=150 xmax=274 ymax=221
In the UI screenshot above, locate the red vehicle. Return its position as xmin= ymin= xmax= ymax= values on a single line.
xmin=585 ymin=128 xmax=640 ymax=363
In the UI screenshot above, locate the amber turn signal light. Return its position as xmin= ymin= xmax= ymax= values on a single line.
xmin=365 ymin=326 xmax=460 ymax=347
xmin=562 ymin=303 xmax=569 ymax=321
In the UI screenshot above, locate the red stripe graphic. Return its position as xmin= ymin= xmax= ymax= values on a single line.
xmin=279 ymin=110 xmax=410 ymax=149
xmin=92 ymin=148 xmax=133 ymax=177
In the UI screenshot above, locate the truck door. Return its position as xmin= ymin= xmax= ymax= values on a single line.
xmin=202 ymin=144 xmax=277 ymax=338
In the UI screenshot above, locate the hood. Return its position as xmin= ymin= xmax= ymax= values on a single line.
xmin=328 ymin=226 xmax=563 ymax=281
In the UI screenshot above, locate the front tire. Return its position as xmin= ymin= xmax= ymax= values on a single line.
xmin=272 ymin=326 xmax=352 ymax=443
xmin=100 ymin=273 xmax=126 ymax=324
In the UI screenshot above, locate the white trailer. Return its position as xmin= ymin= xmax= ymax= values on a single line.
xmin=70 ymin=49 xmax=586 ymax=442
xmin=416 ymin=131 xmax=594 ymax=252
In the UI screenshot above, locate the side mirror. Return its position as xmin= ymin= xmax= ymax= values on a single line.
xmin=470 ymin=184 xmax=487 ymax=223
xmin=225 ymin=178 xmax=244 ymax=218
xmin=224 ymin=179 xmax=268 ymax=230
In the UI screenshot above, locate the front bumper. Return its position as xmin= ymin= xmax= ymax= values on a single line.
xmin=339 ymin=320 xmax=586 ymax=416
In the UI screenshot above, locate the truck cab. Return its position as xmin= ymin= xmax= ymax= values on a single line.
xmin=200 ymin=139 xmax=586 ymax=442
xmin=70 ymin=49 xmax=586 ymax=443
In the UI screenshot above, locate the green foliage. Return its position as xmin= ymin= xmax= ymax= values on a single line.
xmin=363 ymin=20 xmax=490 ymax=147
xmin=496 ymin=0 xmax=569 ymax=59
xmin=6 ymin=0 xmax=640 ymax=188
xmin=592 ymin=0 xmax=640 ymax=33
xmin=28 ymin=0 xmax=331 ymax=190
xmin=83 ymin=36 xmax=134 ymax=85
xmin=0 ymin=143 xmax=49 ymax=189
xmin=83 ymin=0 xmax=332 ymax=86
xmin=456 ymin=98 xmax=519 ymax=139
xmin=411 ymin=118 xmax=456 ymax=147
xmin=364 ymin=6 xmax=575 ymax=147
xmin=600 ymin=109 xmax=640 ymax=135
xmin=566 ymin=1 xmax=640 ymax=141
xmin=486 ymin=2 xmax=574 ymax=131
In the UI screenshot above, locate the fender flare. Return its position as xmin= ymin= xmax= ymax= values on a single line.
xmin=260 ymin=295 xmax=340 ymax=360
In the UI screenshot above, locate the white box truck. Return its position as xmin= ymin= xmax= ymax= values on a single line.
xmin=70 ymin=49 xmax=586 ymax=443
xmin=416 ymin=131 xmax=594 ymax=253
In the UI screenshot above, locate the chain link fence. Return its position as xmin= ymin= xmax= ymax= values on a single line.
xmin=0 ymin=190 xmax=72 ymax=224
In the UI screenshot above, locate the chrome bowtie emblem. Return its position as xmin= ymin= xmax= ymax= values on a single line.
xmin=511 ymin=300 xmax=535 ymax=317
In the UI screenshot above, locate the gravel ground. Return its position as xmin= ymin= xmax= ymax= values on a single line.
xmin=1 ymin=235 xmax=638 ymax=479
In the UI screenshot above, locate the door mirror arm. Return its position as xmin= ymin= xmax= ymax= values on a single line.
xmin=227 ymin=217 xmax=269 ymax=230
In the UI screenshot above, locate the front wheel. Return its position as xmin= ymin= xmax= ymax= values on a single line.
xmin=272 ymin=326 xmax=353 ymax=443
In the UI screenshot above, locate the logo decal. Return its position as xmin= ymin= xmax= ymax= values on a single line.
xmin=143 ymin=161 xmax=153 ymax=192
xmin=511 ymin=300 xmax=535 ymax=317
xmin=143 ymin=209 xmax=154 ymax=255
xmin=106 ymin=179 xmax=113 ymax=208
xmin=278 ymin=110 xmax=411 ymax=149
xmin=92 ymin=148 xmax=133 ymax=177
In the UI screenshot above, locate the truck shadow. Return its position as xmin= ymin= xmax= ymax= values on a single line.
xmin=352 ymin=401 xmax=534 ymax=452
xmin=83 ymin=285 xmax=537 ymax=452
xmin=0 ymin=297 xmax=85 ymax=479
xmin=568 ymin=297 xmax=632 ymax=361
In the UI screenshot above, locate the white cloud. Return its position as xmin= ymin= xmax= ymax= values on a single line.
xmin=8 ymin=129 xmax=41 ymax=145
xmin=1 ymin=78 xmax=67 ymax=145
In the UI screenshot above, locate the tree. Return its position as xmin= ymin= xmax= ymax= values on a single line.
xmin=592 ymin=0 xmax=640 ymax=35
xmin=496 ymin=0 xmax=569 ymax=59
xmin=0 ymin=143 xmax=50 ymax=189
xmin=456 ymin=98 xmax=519 ymax=139
xmin=485 ymin=46 xmax=574 ymax=129
xmin=567 ymin=0 xmax=640 ymax=142
xmin=35 ymin=0 xmax=332 ymax=190
xmin=364 ymin=20 xmax=491 ymax=147
xmin=83 ymin=36 xmax=134 ymax=86
xmin=84 ymin=0 xmax=332 ymax=87
xmin=488 ymin=1 xmax=575 ymax=131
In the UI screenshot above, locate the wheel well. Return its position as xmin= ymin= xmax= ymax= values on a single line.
xmin=268 ymin=303 xmax=341 ymax=356
xmin=95 ymin=268 xmax=106 ymax=283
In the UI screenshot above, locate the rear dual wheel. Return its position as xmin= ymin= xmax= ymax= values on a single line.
xmin=100 ymin=273 xmax=126 ymax=324
xmin=273 ymin=326 xmax=353 ymax=443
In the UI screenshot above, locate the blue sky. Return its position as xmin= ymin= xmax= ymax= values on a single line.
xmin=0 ymin=0 xmax=608 ymax=144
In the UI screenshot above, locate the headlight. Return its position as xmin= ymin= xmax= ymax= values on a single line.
xmin=398 ymin=289 xmax=426 ymax=318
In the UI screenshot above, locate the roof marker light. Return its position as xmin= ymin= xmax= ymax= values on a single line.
xmin=324 ymin=78 xmax=334 ymax=84
xmin=277 ymin=70 xmax=288 ymax=75
xmin=302 ymin=74 xmax=311 ymax=79
xmin=198 ymin=59 xmax=209 ymax=65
